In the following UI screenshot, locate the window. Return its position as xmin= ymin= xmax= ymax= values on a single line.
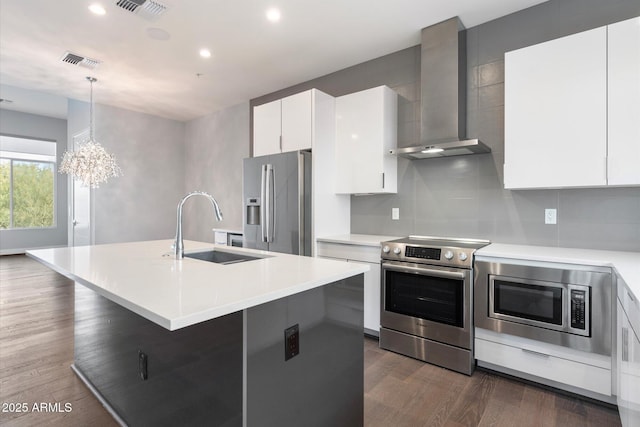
xmin=0 ymin=135 xmax=56 ymax=229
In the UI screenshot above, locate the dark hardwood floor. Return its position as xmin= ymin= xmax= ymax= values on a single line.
xmin=0 ymin=255 xmax=117 ymax=426
xmin=363 ymin=339 xmax=620 ymax=427
xmin=1 ymin=255 xmax=622 ymax=426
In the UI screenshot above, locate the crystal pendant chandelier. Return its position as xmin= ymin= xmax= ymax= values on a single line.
xmin=59 ymin=77 xmax=122 ymax=188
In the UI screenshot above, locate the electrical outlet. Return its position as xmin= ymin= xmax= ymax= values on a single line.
xmin=138 ymin=350 xmax=148 ymax=380
xmin=284 ymin=324 xmax=299 ymax=361
xmin=545 ymin=208 xmax=557 ymax=225
xmin=392 ymin=208 xmax=400 ymax=220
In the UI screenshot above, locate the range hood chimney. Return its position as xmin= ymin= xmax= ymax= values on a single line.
xmin=392 ymin=17 xmax=490 ymax=159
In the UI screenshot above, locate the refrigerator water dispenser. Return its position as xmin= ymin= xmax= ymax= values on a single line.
xmin=246 ymin=198 xmax=261 ymax=225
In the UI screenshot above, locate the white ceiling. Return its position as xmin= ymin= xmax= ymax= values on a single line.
xmin=0 ymin=0 xmax=547 ymax=122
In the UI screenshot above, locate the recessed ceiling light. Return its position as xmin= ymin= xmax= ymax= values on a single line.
xmin=88 ymin=4 xmax=106 ymax=15
xmin=199 ymin=48 xmax=212 ymax=58
xmin=266 ymin=8 xmax=281 ymax=23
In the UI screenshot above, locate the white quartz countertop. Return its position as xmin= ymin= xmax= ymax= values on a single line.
xmin=476 ymin=243 xmax=640 ymax=302
xmin=316 ymin=234 xmax=402 ymax=247
xmin=27 ymin=240 xmax=368 ymax=331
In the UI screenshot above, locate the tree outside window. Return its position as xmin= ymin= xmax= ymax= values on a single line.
xmin=0 ymin=136 xmax=56 ymax=229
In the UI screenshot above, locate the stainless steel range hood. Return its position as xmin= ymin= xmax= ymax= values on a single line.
xmin=391 ymin=17 xmax=490 ymax=160
xmin=393 ymin=138 xmax=490 ymax=159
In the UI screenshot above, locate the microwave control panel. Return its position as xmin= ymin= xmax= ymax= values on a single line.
xmin=570 ymin=289 xmax=587 ymax=330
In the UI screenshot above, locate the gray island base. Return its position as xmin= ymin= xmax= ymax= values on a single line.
xmin=72 ymin=274 xmax=364 ymax=427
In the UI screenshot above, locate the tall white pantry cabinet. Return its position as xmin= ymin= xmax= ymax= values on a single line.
xmin=252 ymin=89 xmax=350 ymax=257
xmin=504 ymin=17 xmax=640 ymax=189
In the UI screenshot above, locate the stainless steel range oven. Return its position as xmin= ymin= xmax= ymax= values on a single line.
xmin=380 ymin=236 xmax=489 ymax=375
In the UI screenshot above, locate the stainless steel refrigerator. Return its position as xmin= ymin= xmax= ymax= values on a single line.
xmin=242 ymin=150 xmax=312 ymax=256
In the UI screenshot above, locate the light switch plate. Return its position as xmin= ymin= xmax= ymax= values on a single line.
xmin=545 ymin=208 xmax=557 ymax=225
xmin=392 ymin=208 xmax=399 ymax=220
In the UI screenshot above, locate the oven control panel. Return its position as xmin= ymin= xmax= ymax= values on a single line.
xmin=381 ymin=242 xmax=476 ymax=268
xmin=405 ymin=246 xmax=440 ymax=260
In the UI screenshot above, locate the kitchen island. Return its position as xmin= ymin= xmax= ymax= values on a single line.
xmin=27 ymin=240 xmax=368 ymax=427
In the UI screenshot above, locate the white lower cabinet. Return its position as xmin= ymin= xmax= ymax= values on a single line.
xmin=475 ymin=328 xmax=613 ymax=401
xmin=349 ymin=260 xmax=381 ymax=335
xmin=317 ymin=240 xmax=383 ymax=336
xmin=617 ymin=280 xmax=640 ymax=427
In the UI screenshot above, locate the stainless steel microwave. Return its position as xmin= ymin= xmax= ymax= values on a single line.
xmin=475 ymin=260 xmax=613 ymax=356
xmin=488 ymin=275 xmax=590 ymax=337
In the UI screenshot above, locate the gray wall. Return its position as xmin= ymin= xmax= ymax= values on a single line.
xmin=67 ymin=100 xmax=185 ymax=245
xmin=251 ymin=0 xmax=640 ymax=251
xmin=183 ymin=102 xmax=250 ymax=242
xmin=0 ymin=109 xmax=68 ymax=253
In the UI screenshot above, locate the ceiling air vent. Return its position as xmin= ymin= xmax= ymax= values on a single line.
xmin=115 ymin=0 xmax=168 ymax=21
xmin=60 ymin=52 xmax=101 ymax=70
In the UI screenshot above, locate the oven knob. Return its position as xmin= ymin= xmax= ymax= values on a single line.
xmin=444 ymin=250 xmax=454 ymax=260
xmin=458 ymin=252 xmax=468 ymax=261
xmin=382 ymin=245 xmax=390 ymax=253
xmin=393 ymin=247 xmax=401 ymax=255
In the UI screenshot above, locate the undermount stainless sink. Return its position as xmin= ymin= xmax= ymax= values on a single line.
xmin=184 ymin=249 xmax=263 ymax=265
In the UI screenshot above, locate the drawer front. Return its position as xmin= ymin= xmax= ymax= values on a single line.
xmin=316 ymin=242 xmax=381 ymax=263
xmin=475 ymin=338 xmax=612 ymax=396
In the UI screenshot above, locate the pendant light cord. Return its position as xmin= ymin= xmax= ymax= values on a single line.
xmin=87 ymin=76 xmax=97 ymax=142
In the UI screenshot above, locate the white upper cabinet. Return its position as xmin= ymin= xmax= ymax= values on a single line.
xmin=608 ymin=17 xmax=640 ymax=186
xmin=281 ymin=91 xmax=313 ymax=153
xmin=504 ymin=27 xmax=607 ymax=189
xmin=335 ymin=85 xmax=397 ymax=194
xmin=504 ymin=17 xmax=640 ymax=189
xmin=253 ymin=99 xmax=281 ymax=157
xmin=253 ymin=90 xmax=314 ymax=157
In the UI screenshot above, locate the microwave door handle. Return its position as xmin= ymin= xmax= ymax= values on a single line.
xmin=383 ymin=263 xmax=466 ymax=280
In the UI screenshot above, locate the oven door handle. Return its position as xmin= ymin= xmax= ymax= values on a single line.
xmin=382 ymin=263 xmax=466 ymax=280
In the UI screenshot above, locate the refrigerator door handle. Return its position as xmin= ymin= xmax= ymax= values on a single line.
xmin=261 ymin=164 xmax=274 ymax=243
xmin=266 ymin=164 xmax=275 ymax=243
xmin=260 ymin=164 xmax=268 ymax=242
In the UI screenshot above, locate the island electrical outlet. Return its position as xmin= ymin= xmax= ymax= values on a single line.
xmin=138 ymin=350 xmax=148 ymax=380
xmin=284 ymin=324 xmax=299 ymax=361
